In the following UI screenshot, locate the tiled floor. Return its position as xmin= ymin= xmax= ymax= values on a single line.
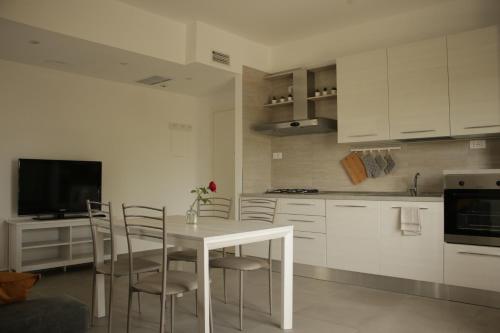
xmin=31 ymin=265 xmax=500 ymax=333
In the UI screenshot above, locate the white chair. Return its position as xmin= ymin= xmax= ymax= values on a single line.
xmin=210 ymin=197 xmax=277 ymax=331
xmin=167 ymin=197 xmax=232 ymax=314
xmin=87 ymin=200 xmax=160 ymax=333
xmin=122 ymin=204 xmax=213 ymax=333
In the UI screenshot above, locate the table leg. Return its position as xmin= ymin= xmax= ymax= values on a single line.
xmin=94 ymin=230 xmax=106 ymax=318
xmin=197 ymin=243 xmax=210 ymax=333
xmin=281 ymin=232 xmax=293 ymax=329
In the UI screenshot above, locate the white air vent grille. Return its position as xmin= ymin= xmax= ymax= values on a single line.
xmin=212 ymin=50 xmax=230 ymax=65
xmin=136 ymin=75 xmax=172 ymax=86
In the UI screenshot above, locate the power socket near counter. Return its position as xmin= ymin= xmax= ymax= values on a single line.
xmin=470 ymin=139 xmax=486 ymax=149
xmin=272 ymin=152 xmax=283 ymax=160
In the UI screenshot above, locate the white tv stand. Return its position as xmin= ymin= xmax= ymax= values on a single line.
xmin=6 ymin=218 xmax=111 ymax=272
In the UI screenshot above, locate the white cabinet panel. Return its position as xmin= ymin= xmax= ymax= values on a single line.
xmin=276 ymin=198 xmax=325 ymax=216
xmin=326 ymin=200 xmax=380 ymax=274
xmin=448 ymin=26 xmax=500 ymax=136
xmin=271 ymin=231 xmax=327 ymax=267
xmin=293 ymin=231 xmax=327 ymax=266
xmin=275 ymin=214 xmax=326 ymax=233
xmin=388 ymin=37 xmax=450 ymax=139
xmin=379 ymin=201 xmax=444 ymax=283
xmin=337 ymin=49 xmax=390 ymax=143
xmin=445 ymin=243 xmax=500 ymax=292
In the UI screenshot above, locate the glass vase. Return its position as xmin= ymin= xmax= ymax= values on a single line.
xmin=186 ymin=209 xmax=198 ymax=224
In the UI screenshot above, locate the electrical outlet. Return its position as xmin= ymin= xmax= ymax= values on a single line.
xmin=470 ymin=140 xmax=486 ymax=149
xmin=272 ymin=152 xmax=283 ymax=160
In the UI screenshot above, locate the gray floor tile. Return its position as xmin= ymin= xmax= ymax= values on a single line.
xmin=28 ymin=266 xmax=500 ymax=333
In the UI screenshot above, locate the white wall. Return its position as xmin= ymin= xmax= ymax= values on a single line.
xmin=271 ymin=0 xmax=500 ymax=71
xmin=0 ymin=59 xmax=216 ymax=269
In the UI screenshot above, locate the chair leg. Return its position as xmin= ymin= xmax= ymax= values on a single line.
xmin=108 ymin=275 xmax=114 ymax=333
xmin=170 ymin=295 xmax=175 ymax=333
xmin=223 ymin=268 xmax=227 ymax=304
xmin=239 ymin=271 xmax=244 ymax=331
xmin=159 ymin=294 xmax=166 ymax=333
xmin=91 ymin=271 xmax=96 ymax=326
xmin=127 ymin=289 xmax=133 ymax=333
xmin=269 ymin=259 xmax=273 ymax=316
xmin=222 ymin=249 xmax=227 ymax=304
xmin=136 ymin=273 xmax=142 ymax=314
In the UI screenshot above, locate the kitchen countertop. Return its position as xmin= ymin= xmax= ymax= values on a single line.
xmin=242 ymin=191 xmax=443 ymax=202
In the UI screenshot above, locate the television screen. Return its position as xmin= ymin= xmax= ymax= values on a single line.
xmin=18 ymin=159 xmax=102 ymax=216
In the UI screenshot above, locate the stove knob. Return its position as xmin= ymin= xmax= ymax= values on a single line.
xmin=459 ymin=180 xmax=465 ymax=186
xmin=496 ymin=180 xmax=500 ymax=187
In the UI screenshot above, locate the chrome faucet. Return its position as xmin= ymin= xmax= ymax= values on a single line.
xmin=409 ymin=172 xmax=421 ymax=197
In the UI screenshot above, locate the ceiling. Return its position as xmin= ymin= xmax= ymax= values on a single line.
xmin=0 ymin=19 xmax=235 ymax=97
xmin=118 ymin=0 xmax=455 ymax=45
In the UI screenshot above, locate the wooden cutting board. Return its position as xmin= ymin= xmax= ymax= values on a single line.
xmin=341 ymin=152 xmax=367 ymax=185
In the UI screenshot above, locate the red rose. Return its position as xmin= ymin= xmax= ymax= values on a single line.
xmin=208 ymin=181 xmax=216 ymax=192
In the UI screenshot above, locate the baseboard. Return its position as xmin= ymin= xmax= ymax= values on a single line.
xmin=270 ymin=260 xmax=500 ymax=309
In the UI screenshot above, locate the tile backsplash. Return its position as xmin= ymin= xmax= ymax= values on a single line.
xmin=271 ymin=134 xmax=500 ymax=193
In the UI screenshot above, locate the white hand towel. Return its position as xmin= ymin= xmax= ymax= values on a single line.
xmin=400 ymin=207 xmax=422 ymax=236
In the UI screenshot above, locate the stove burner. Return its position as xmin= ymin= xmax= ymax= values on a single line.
xmin=266 ymin=189 xmax=319 ymax=194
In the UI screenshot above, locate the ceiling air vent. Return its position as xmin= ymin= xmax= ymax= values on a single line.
xmin=212 ymin=50 xmax=230 ymax=66
xmin=136 ymin=75 xmax=172 ymax=86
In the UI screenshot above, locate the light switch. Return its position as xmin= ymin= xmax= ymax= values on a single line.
xmin=470 ymin=140 xmax=486 ymax=149
xmin=272 ymin=152 xmax=283 ymax=160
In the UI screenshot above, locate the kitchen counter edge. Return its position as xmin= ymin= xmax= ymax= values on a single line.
xmin=241 ymin=192 xmax=443 ymax=202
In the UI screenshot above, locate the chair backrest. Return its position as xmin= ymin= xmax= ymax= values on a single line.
xmin=86 ymin=200 xmax=115 ymax=271
xmin=239 ymin=198 xmax=277 ymax=223
xmin=197 ymin=197 xmax=232 ymax=219
xmin=122 ymin=204 xmax=167 ymax=291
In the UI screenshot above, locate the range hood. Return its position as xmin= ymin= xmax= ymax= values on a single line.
xmin=253 ymin=118 xmax=337 ymax=136
xmin=253 ymin=68 xmax=337 ymax=136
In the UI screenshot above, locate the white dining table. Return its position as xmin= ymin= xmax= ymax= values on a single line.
xmin=93 ymin=215 xmax=294 ymax=332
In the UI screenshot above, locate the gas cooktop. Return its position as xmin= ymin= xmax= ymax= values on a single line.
xmin=265 ymin=189 xmax=319 ymax=194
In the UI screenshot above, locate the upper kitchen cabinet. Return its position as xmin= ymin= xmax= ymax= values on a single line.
xmin=388 ymin=37 xmax=451 ymax=139
xmin=447 ymin=26 xmax=500 ymax=136
xmin=337 ymin=49 xmax=390 ymax=143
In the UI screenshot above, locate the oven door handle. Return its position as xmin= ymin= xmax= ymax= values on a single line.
xmin=457 ymin=251 xmax=500 ymax=258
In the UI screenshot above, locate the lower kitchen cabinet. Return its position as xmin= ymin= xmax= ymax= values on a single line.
xmin=445 ymin=243 xmax=500 ymax=292
xmin=243 ymin=197 xmax=448 ymax=286
xmin=242 ymin=231 xmax=326 ymax=266
xmin=241 ymin=198 xmax=327 ymax=267
xmin=291 ymin=231 xmax=327 ymax=266
xmin=326 ymin=200 xmax=380 ymax=274
xmin=379 ymin=201 xmax=444 ymax=283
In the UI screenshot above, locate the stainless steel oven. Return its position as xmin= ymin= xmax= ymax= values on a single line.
xmin=444 ymin=171 xmax=500 ymax=247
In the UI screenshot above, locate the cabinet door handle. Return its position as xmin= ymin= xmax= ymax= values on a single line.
xmin=464 ymin=124 xmax=500 ymax=129
xmin=287 ymin=203 xmax=315 ymax=206
xmin=288 ymin=219 xmax=315 ymax=223
xmin=391 ymin=206 xmax=428 ymax=210
xmin=348 ymin=133 xmax=377 ymax=138
xmin=248 ymin=215 xmax=269 ymax=220
xmin=458 ymin=251 xmax=500 ymax=258
xmin=400 ymin=129 xmax=436 ymax=134
xmin=335 ymin=204 xmax=367 ymax=208
xmin=294 ymin=236 xmax=315 ymax=240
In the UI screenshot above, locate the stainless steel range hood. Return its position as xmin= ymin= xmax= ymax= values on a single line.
xmin=253 ymin=118 xmax=337 ymax=136
xmin=253 ymin=68 xmax=337 ymax=136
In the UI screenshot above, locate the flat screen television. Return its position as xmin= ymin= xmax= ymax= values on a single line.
xmin=18 ymin=159 xmax=102 ymax=219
